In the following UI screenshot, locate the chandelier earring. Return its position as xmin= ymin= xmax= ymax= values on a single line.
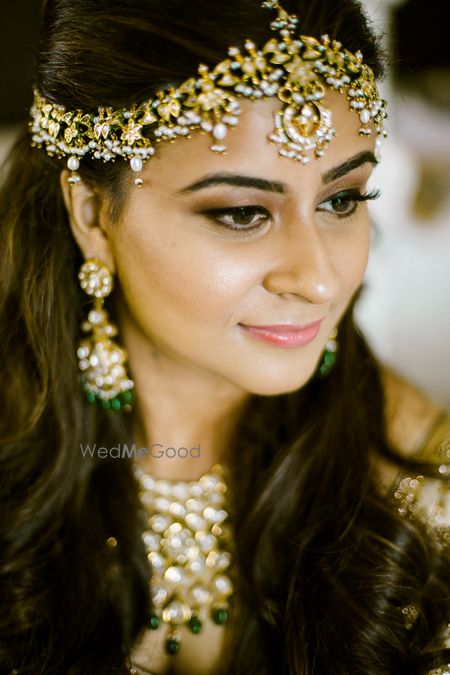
xmin=77 ymin=258 xmax=134 ymax=412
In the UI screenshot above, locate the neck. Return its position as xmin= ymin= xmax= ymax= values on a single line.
xmin=116 ymin=300 xmax=249 ymax=481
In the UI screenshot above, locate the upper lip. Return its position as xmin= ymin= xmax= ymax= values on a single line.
xmin=240 ymin=319 xmax=324 ymax=330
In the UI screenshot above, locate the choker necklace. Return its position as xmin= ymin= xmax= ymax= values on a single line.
xmin=133 ymin=462 xmax=234 ymax=656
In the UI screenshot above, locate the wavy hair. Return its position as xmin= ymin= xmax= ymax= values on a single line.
xmin=1 ymin=0 xmax=450 ymax=673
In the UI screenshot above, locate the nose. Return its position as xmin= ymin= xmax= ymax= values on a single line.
xmin=262 ymin=219 xmax=340 ymax=304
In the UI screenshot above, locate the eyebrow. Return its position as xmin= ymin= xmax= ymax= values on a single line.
xmin=322 ymin=150 xmax=378 ymax=184
xmin=179 ymin=173 xmax=286 ymax=194
xmin=178 ymin=150 xmax=378 ymax=194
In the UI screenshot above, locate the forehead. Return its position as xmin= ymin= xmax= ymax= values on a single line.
xmin=140 ymin=89 xmax=376 ymax=188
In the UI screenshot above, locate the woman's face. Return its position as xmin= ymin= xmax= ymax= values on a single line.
xmin=89 ymin=91 xmax=378 ymax=396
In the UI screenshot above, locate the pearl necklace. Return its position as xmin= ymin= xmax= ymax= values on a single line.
xmin=132 ymin=462 xmax=234 ymax=656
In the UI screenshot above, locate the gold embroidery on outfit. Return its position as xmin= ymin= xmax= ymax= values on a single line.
xmin=390 ymin=413 xmax=450 ymax=551
xmin=388 ymin=412 xmax=450 ymax=672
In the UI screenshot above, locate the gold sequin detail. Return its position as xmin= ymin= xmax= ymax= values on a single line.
xmin=390 ymin=414 xmax=450 ymax=640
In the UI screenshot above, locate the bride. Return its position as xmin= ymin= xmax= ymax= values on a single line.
xmin=1 ymin=0 xmax=449 ymax=673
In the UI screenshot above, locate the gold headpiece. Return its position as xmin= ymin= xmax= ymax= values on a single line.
xmin=29 ymin=0 xmax=387 ymax=186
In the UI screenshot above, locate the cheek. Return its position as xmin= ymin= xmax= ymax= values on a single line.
xmin=331 ymin=219 xmax=370 ymax=294
xmin=111 ymin=222 xmax=252 ymax=329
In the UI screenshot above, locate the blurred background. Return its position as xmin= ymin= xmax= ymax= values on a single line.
xmin=1 ymin=0 xmax=449 ymax=407
xmin=356 ymin=0 xmax=450 ymax=408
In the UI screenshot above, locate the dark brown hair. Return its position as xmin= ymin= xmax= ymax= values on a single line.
xmin=1 ymin=0 xmax=450 ymax=673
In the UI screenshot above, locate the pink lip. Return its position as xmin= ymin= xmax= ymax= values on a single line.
xmin=239 ymin=320 xmax=323 ymax=347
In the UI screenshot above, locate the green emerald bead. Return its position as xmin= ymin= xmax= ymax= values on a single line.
xmin=148 ymin=614 xmax=160 ymax=630
xmin=111 ymin=398 xmax=122 ymax=411
xmin=319 ymin=363 xmax=330 ymax=376
xmin=121 ymin=390 xmax=133 ymax=404
xmin=101 ymin=399 xmax=111 ymax=409
xmin=165 ymin=637 xmax=181 ymax=655
xmin=324 ymin=352 xmax=336 ymax=365
xmin=188 ymin=616 xmax=202 ymax=634
xmin=86 ymin=391 xmax=96 ymax=404
xmin=211 ymin=607 xmax=228 ymax=625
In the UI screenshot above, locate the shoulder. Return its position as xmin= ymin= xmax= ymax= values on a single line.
xmin=380 ymin=366 xmax=447 ymax=458
xmin=375 ymin=366 xmax=450 ymax=549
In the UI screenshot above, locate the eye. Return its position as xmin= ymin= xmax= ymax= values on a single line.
xmin=318 ymin=188 xmax=380 ymax=218
xmin=199 ymin=205 xmax=270 ymax=232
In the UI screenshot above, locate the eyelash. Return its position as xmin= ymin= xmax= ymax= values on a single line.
xmin=200 ymin=188 xmax=381 ymax=233
xmin=318 ymin=187 xmax=381 ymax=219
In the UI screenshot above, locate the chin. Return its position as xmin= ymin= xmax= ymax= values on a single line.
xmin=235 ymin=362 xmax=319 ymax=397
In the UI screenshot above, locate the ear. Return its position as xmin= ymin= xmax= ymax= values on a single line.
xmin=60 ymin=170 xmax=116 ymax=274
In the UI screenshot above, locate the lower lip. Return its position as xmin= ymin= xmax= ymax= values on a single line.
xmin=238 ymin=321 xmax=322 ymax=347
